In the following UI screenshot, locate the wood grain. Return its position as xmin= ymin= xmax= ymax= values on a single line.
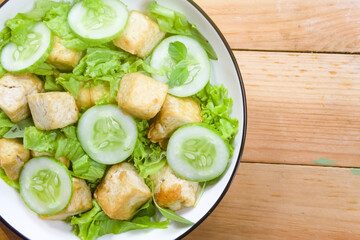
xmin=194 ymin=0 xmax=360 ymax=53
xmin=237 ymin=51 xmax=360 ymax=167
xmin=186 ymin=162 xmax=360 ymax=240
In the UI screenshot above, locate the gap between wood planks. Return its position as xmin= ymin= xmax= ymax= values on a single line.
xmin=231 ymin=48 xmax=360 ymax=55
xmin=233 ymin=50 xmax=360 ymax=168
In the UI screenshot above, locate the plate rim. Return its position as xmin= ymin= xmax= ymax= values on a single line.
xmin=0 ymin=0 xmax=248 ymax=239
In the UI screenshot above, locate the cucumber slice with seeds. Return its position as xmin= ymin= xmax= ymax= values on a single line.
xmin=19 ymin=157 xmax=73 ymax=216
xmin=77 ymin=105 xmax=137 ymax=165
xmin=68 ymin=0 xmax=129 ymax=44
xmin=151 ymin=35 xmax=211 ymax=97
xmin=167 ymin=123 xmax=229 ymax=182
xmin=1 ymin=22 xmax=53 ymax=73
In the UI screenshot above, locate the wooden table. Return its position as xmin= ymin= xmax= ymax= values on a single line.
xmin=1 ymin=0 xmax=360 ymax=239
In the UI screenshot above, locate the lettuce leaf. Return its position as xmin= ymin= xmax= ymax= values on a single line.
xmin=44 ymin=75 xmax=64 ymax=91
xmin=131 ymin=120 xmax=166 ymax=178
xmin=70 ymin=200 xmax=168 ymax=240
xmin=0 ymin=27 xmax=11 ymax=50
xmin=24 ymin=0 xmax=64 ymax=21
xmin=43 ymin=2 xmax=89 ymax=51
xmin=147 ymin=1 xmax=217 ymax=60
xmin=55 ymin=126 xmax=106 ymax=182
xmin=72 ymin=47 xmax=155 ymax=104
xmin=0 ymin=167 xmax=19 ymax=190
xmin=5 ymin=13 xmax=36 ymax=46
xmin=23 ymin=127 xmax=58 ymax=153
xmin=195 ymin=83 xmax=239 ymax=153
xmin=0 ymin=110 xmax=14 ymax=138
xmin=23 ymin=126 xmax=105 ymax=182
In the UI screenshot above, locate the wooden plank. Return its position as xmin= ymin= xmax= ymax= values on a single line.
xmin=0 ymin=222 xmax=18 ymax=240
xmin=186 ymin=162 xmax=360 ymax=240
xmin=235 ymin=50 xmax=360 ymax=167
xmin=194 ymin=0 xmax=360 ymax=53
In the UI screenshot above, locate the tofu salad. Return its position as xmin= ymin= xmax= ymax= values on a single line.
xmin=0 ymin=0 xmax=239 ymax=239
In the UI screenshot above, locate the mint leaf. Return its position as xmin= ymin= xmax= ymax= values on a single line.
xmin=3 ymin=118 xmax=34 ymax=139
xmin=168 ymin=41 xmax=187 ymax=62
xmin=168 ymin=64 xmax=189 ymax=88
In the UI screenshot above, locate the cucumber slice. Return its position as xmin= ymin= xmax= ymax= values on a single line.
xmin=68 ymin=0 xmax=129 ymax=44
xmin=77 ymin=105 xmax=137 ymax=165
xmin=1 ymin=22 xmax=53 ymax=73
xmin=167 ymin=123 xmax=229 ymax=182
xmin=19 ymin=157 xmax=73 ymax=216
xmin=150 ymin=35 xmax=211 ymax=97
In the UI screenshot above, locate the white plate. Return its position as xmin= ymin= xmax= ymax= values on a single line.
xmin=0 ymin=0 xmax=247 ymax=239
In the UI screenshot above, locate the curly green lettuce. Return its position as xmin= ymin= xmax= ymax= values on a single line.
xmin=131 ymin=120 xmax=166 ymax=178
xmin=195 ymin=83 xmax=239 ymax=153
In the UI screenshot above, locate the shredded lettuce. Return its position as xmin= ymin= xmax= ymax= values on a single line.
xmin=195 ymin=83 xmax=239 ymax=153
xmin=0 ymin=110 xmax=14 ymax=138
xmin=0 ymin=167 xmax=20 ymax=190
xmin=70 ymin=200 xmax=168 ymax=240
xmin=131 ymin=120 xmax=166 ymax=178
xmin=147 ymin=1 xmax=217 ymax=60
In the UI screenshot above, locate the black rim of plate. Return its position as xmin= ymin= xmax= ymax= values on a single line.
xmin=0 ymin=0 xmax=247 ymax=239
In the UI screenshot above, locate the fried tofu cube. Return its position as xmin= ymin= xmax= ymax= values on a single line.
xmin=113 ymin=11 xmax=165 ymax=58
xmin=76 ymin=83 xmax=114 ymax=109
xmin=31 ymin=151 xmax=70 ymax=169
xmin=0 ymin=139 xmax=30 ymax=180
xmin=0 ymin=73 xmax=43 ymax=122
xmin=46 ymin=36 xmax=83 ymax=71
xmin=148 ymin=94 xmax=202 ymax=144
xmin=41 ymin=178 xmax=92 ymax=220
xmin=90 ymin=84 xmax=111 ymax=105
xmin=117 ymin=73 xmax=168 ymax=120
xmin=94 ymin=162 xmax=152 ymax=220
xmin=75 ymin=82 xmax=92 ymax=109
xmin=150 ymin=165 xmax=199 ymax=211
xmin=27 ymin=92 xmax=79 ymax=130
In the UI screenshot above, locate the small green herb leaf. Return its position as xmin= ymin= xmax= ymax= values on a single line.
xmin=168 ymin=64 xmax=189 ymax=88
xmin=153 ymin=195 xmax=193 ymax=225
xmin=3 ymin=118 xmax=34 ymax=139
xmin=168 ymin=41 xmax=187 ymax=62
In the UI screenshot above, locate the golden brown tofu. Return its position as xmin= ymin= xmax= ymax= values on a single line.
xmin=75 ymin=82 xmax=92 ymax=109
xmin=113 ymin=11 xmax=165 ymax=58
xmin=148 ymin=94 xmax=202 ymax=145
xmin=90 ymin=84 xmax=111 ymax=105
xmin=94 ymin=162 xmax=152 ymax=220
xmin=27 ymin=92 xmax=79 ymax=130
xmin=41 ymin=178 xmax=92 ymax=220
xmin=0 ymin=139 xmax=30 ymax=180
xmin=117 ymin=73 xmax=168 ymax=120
xmin=30 ymin=151 xmax=70 ymax=169
xmin=46 ymin=36 xmax=83 ymax=71
xmin=0 ymin=73 xmax=43 ymax=122
xmin=150 ymin=165 xmax=199 ymax=211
